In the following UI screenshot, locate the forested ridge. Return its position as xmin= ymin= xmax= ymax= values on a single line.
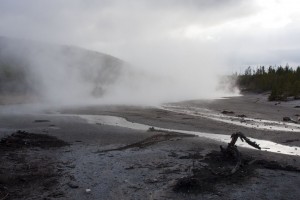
xmin=237 ymin=65 xmax=300 ymax=101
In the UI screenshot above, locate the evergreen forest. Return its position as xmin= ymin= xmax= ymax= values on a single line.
xmin=237 ymin=65 xmax=300 ymax=101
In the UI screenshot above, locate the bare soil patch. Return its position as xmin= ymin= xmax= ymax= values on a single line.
xmin=0 ymin=131 xmax=69 ymax=199
xmin=0 ymin=130 xmax=69 ymax=150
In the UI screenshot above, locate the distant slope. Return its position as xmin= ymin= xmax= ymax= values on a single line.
xmin=0 ymin=36 xmax=126 ymax=103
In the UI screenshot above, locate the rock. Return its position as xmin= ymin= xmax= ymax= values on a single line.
xmin=67 ymin=182 xmax=79 ymax=189
xmin=33 ymin=119 xmax=50 ymax=123
xmin=221 ymin=110 xmax=235 ymax=114
xmin=283 ymin=117 xmax=299 ymax=124
xmin=125 ymin=166 xmax=134 ymax=170
xmin=148 ymin=127 xmax=155 ymax=131
xmin=283 ymin=117 xmax=291 ymax=121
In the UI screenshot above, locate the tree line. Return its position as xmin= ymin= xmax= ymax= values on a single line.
xmin=236 ymin=65 xmax=300 ymax=101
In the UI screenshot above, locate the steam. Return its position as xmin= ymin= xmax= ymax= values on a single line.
xmin=1 ymin=0 xmax=267 ymax=107
xmin=1 ymin=1 xmax=300 ymax=107
xmin=0 ymin=37 xmax=236 ymax=106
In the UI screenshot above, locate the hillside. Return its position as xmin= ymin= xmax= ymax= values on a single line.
xmin=0 ymin=36 xmax=126 ymax=103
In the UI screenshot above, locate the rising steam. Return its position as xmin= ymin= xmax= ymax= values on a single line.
xmin=0 ymin=37 xmax=237 ymax=106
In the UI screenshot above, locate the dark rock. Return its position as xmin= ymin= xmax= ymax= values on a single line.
xmin=34 ymin=120 xmax=50 ymax=123
xmin=67 ymin=182 xmax=79 ymax=189
xmin=283 ymin=117 xmax=291 ymax=121
xmin=221 ymin=110 xmax=235 ymax=114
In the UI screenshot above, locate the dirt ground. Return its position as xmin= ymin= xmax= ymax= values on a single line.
xmin=0 ymin=93 xmax=299 ymax=200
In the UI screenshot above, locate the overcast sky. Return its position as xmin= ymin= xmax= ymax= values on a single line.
xmin=1 ymin=0 xmax=300 ymax=72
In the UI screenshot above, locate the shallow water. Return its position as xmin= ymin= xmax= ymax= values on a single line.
xmin=161 ymin=105 xmax=300 ymax=132
xmin=75 ymin=114 xmax=300 ymax=156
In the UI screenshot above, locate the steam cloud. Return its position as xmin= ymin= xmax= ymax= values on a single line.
xmin=0 ymin=37 xmax=234 ymax=106
xmin=1 ymin=0 xmax=300 ymax=106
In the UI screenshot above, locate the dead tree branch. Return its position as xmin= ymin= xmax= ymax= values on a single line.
xmin=219 ymin=132 xmax=261 ymax=175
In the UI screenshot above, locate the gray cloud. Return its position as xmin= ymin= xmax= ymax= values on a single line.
xmin=0 ymin=0 xmax=256 ymax=44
